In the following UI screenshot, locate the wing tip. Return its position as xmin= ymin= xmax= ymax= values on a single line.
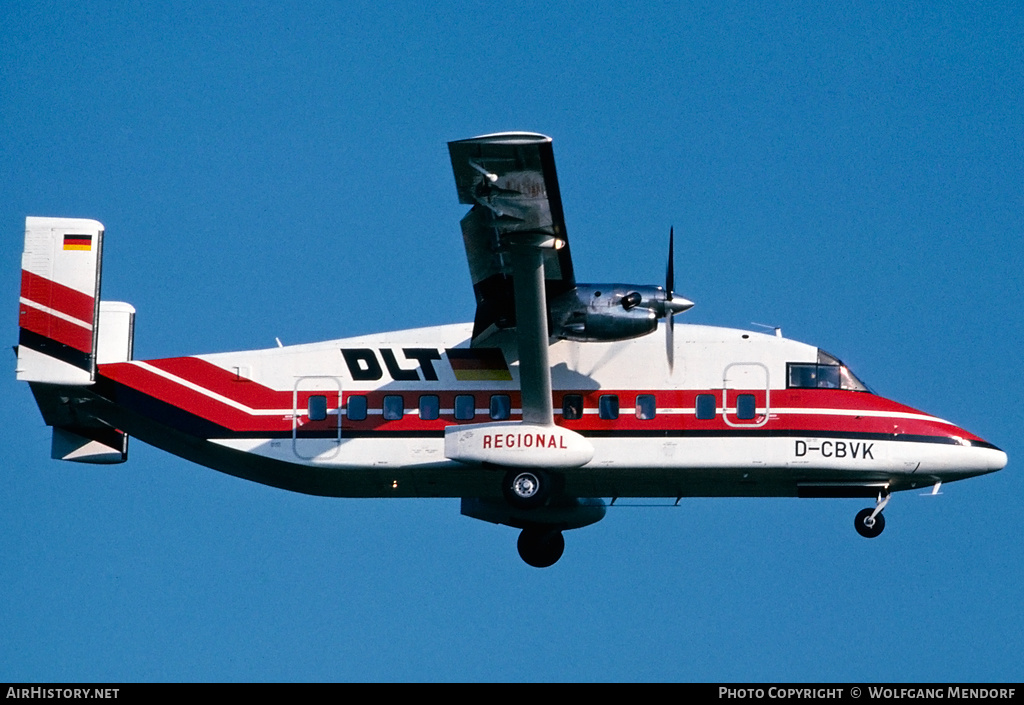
xmin=450 ymin=131 xmax=551 ymax=147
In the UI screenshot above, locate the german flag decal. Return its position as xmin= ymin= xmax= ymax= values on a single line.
xmin=63 ymin=234 xmax=93 ymax=251
xmin=447 ymin=348 xmax=513 ymax=381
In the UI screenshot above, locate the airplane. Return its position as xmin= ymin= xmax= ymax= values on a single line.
xmin=16 ymin=132 xmax=1007 ymax=567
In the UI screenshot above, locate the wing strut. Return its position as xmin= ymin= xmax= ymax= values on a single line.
xmin=510 ymin=241 xmax=553 ymax=425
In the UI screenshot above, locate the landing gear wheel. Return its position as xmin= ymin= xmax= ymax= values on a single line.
xmin=517 ymin=528 xmax=565 ymax=568
xmin=855 ymin=507 xmax=886 ymax=538
xmin=502 ymin=469 xmax=550 ymax=509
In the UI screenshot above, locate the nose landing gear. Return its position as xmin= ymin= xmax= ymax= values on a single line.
xmin=854 ymin=491 xmax=890 ymax=538
xmin=854 ymin=508 xmax=885 ymax=538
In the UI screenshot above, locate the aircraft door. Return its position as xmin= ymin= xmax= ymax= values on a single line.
xmin=292 ymin=376 xmax=342 ymax=460
xmin=723 ymin=362 xmax=770 ymax=428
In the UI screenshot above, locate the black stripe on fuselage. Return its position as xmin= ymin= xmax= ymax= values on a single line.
xmin=222 ymin=428 xmax=999 ymax=452
xmin=92 ymin=374 xmax=234 ymax=439
xmin=580 ymin=428 xmax=1002 ymax=451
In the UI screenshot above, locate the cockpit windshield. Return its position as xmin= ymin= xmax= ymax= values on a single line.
xmin=787 ymin=350 xmax=872 ymax=393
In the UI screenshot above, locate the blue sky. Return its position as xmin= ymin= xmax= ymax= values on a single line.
xmin=2 ymin=1 xmax=1022 ymax=682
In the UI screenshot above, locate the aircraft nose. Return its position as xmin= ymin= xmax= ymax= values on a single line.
xmin=982 ymin=444 xmax=1008 ymax=473
xmin=963 ymin=437 xmax=1007 ymax=476
xmin=916 ymin=424 xmax=1007 ymax=481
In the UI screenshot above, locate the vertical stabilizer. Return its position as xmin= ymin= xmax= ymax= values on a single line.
xmin=17 ymin=217 xmax=104 ymax=385
xmin=96 ymin=301 xmax=135 ymax=364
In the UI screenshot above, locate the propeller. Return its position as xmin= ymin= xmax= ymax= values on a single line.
xmin=663 ymin=226 xmax=694 ymax=371
xmin=667 ymin=226 xmax=675 ymax=300
xmin=666 ymin=227 xmax=676 ymax=371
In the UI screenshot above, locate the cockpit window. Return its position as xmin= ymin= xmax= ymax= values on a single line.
xmin=789 ymin=364 xmax=839 ymax=389
xmin=787 ymin=350 xmax=871 ymax=392
xmin=839 ymin=366 xmax=870 ymax=393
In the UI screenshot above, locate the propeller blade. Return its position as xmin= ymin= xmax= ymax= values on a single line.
xmin=666 ymin=226 xmax=675 ymax=299
xmin=666 ymin=308 xmax=675 ymax=372
xmin=666 ymin=226 xmax=675 ymax=371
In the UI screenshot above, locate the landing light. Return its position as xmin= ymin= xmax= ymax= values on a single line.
xmin=506 ymin=233 xmax=565 ymax=249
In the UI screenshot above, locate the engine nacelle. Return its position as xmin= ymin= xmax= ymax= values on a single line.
xmin=550 ymin=284 xmax=667 ymax=342
xmin=558 ymin=307 xmax=657 ymax=342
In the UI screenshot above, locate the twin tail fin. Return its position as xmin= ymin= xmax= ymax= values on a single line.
xmin=17 ymin=217 xmax=135 ymax=463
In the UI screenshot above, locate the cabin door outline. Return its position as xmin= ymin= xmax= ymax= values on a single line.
xmin=722 ymin=362 xmax=770 ymax=428
xmin=292 ymin=376 xmax=342 ymax=460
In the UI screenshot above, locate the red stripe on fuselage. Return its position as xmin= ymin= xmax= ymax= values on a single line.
xmin=144 ymin=357 xmax=293 ymax=410
xmin=20 ymin=270 xmax=95 ymax=325
xmin=95 ymin=355 xmax=981 ymax=444
xmin=100 ymin=361 xmax=290 ymax=432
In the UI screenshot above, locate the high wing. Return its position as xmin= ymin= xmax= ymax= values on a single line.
xmin=448 ymin=132 xmax=576 ymax=343
xmin=448 ymin=132 xmax=573 ymax=425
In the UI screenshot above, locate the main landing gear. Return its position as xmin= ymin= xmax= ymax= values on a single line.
xmin=854 ymin=492 xmax=890 ymax=538
xmin=502 ymin=468 xmax=552 ymax=510
xmin=517 ymin=527 xmax=565 ymax=568
xmin=501 ymin=469 xmax=565 ymax=567
xmin=493 ymin=470 xmax=601 ymax=568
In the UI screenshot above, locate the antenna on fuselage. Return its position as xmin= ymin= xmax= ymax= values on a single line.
xmin=751 ymin=322 xmax=782 ymax=338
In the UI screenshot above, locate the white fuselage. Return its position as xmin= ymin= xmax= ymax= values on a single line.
xmin=89 ymin=321 xmax=1005 ymax=499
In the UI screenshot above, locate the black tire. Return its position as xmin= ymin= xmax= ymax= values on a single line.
xmin=517 ymin=528 xmax=565 ymax=568
xmin=502 ymin=469 xmax=550 ymax=510
xmin=854 ymin=507 xmax=886 ymax=538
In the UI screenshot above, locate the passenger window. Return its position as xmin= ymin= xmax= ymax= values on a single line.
xmin=562 ymin=394 xmax=584 ymax=420
xmin=454 ymin=394 xmax=475 ymax=421
xmin=346 ymin=395 xmax=367 ymax=421
xmin=490 ymin=394 xmax=511 ymax=420
xmin=382 ymin=395 xmax=404 ymax=421
xmin=635 ymin=394 xmax=656 ymax=420
xmin=307 ymin=395 xmax=328 ymax=421
xmin=419 ymin=395 xmax=439 ymax=420
xmin=736 ymin=394 xmax=756 ymax=420
xmin=695 ymin=394 xmax=716 ymax=420
xmin=599 ymin=395 xmax=619 ymax=420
